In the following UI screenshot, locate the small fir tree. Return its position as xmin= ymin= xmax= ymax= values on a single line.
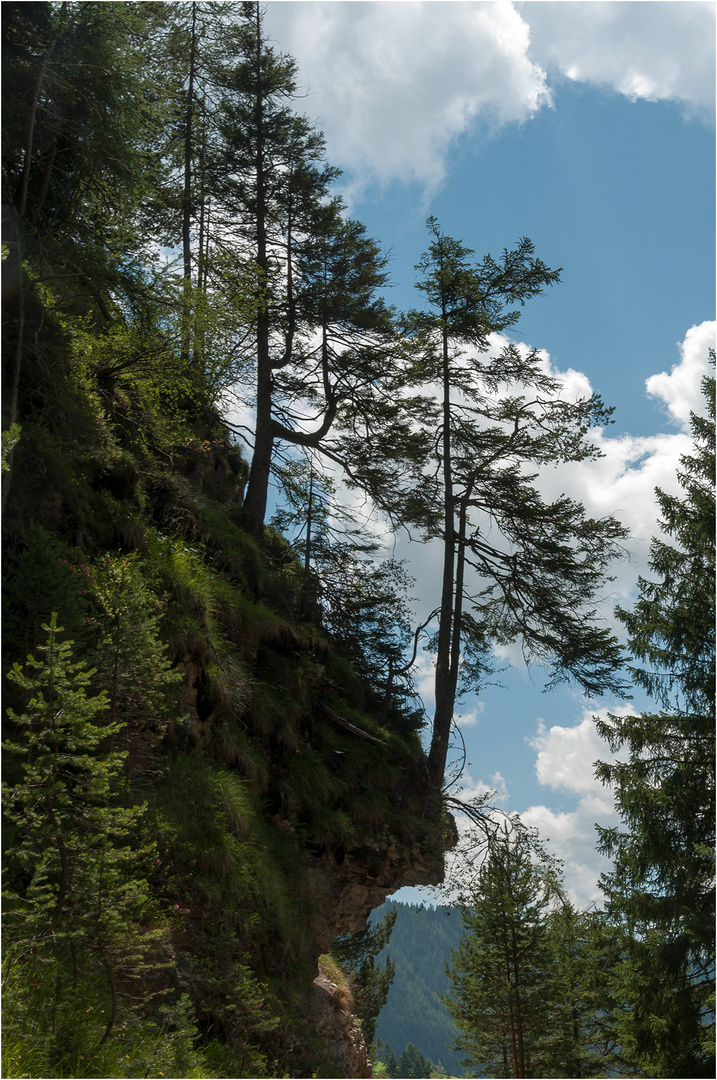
xmin=398 ymin=1041 xmax=435 ymax=1079
xmin=332 ymin=907 xmax=398 ymax=1044
xmin=89 ymin=552 xmax=181 ymax=737
xmin=2 ymin=616 xmax=167 ymax=1073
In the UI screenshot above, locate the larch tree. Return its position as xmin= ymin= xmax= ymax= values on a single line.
xmin=350 ymin=218 xmax=628 ymax=797
xmin=596 ymin=369 xmax=715 ymax=1078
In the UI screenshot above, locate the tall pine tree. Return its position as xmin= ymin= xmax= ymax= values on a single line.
xmin=2 ymin=1 xmax=166 ymax=503
xmin=212 ymin=2 xmax=397 ymax=533
xmin=445 ymin=823 xmax=623 ymax=1078
xmin=349 ymin=218 xmax=628 ymax=797
xmin=596 ymin=369 xmax=715 ymax=1078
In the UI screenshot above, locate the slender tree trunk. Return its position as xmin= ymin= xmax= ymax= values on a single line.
xmin=512 ymin=930 xmax=526 ymax=1078
xmin=282 ymin=157 xmax=296 ymax=365
xmin=195 ymin=146 xmax=207 ymax=367
xmin=7 ymin=274 xmax=26 ymax=435
xmin=448 ymin=491 xmax=469 ymax=696
xmin=33 ymin=136 xmax=58 ymax=223
xmin=18 ymin=5 xmax=77 ymax=224
xmin=97 ymin=956 xmax=118 ymax=1047
xmin=503 ymin=927 xmax=521 ymax=1078
xmin=380 ymin=657 xmax=395 ymax=722
xmin=197 ymin=150 xmax=206 ymax=292
xmin=244 ymin=305 xmax=273 ymax=533
xmin=182 ymin=2 xmax=196 ymax=283
xmin=304 ymin=467 xmax=314 ymax=575
xmin=243 ymin=6 xmax=273 ymax=535
xmin=572 ymin=1006 xmax=582 ymax=1078
xmin=181 ymin=2 xmax=197 ymax=363
xmin=428 ymin=303 xmax=456 ymax=794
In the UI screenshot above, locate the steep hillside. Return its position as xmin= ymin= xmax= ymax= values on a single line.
xmin=1 ymin=353 xmax=452 ymax=1077
xmin=1 ymin=5 xmax=457 ymax=1072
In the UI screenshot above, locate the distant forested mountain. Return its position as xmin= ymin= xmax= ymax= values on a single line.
xmin=372 ymin=901 xmax=468 ymax=1076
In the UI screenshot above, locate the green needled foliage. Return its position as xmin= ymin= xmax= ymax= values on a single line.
xmin=272 ymin=458 xmax=420 ymax=724
xmin=596 ymin=371 xmax=716 ymax=1079
xmin=6 ymin=4 xmax=710 ymax=1075
xmin=543 ymin=903 xmax=628 ymax=1078
xmin=347 ymin=217 xmax=628 ymax=796
xmin=2 ymin=616 xmax=170 ymax=1076
xmin=445 ymin=823 xmax=560 ymax=1078
xmin=444 ymin=821 xmax=625 ymax=1079
xmin=2 ymin=0 xmax=169 ymax=463
xmin=188 ymin=1 xmax=400 ymax=534
xmin=397 ymin=1041 xmax=437 ymax=1078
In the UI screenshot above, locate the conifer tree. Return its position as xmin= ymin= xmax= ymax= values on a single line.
xmin=398 ymin=1041 xmax=434 ymax=1079
xmin=596 ymin=371 xmax=716 ymax=1078
xmin=153 ymin=0 xmax=257 ymax=381
xmin=445 ymin=823 xmax=560 ymax=1078
xmin=349 ymin=218 xmax=628 ymax=796
xmin=2 ymin=616 xmax=165 ymax=1070
xmin=209 ymin=2 xmax=397 ymax=534
xmin=375 ymin=1038 xmax=400 ymax=1078
xmin=272 ymin=460 xmax=418 ymax=714
xmin=89 ymin=553 xmax=181 ymax=745
xmin=543 ymin=903 xmax=624 ymax=1077
xmin=2 ymin=1 xmax=165 ymax=411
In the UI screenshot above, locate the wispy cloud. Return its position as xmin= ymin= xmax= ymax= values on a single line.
xmin=455 ymin=705 xmax=485 ymax=729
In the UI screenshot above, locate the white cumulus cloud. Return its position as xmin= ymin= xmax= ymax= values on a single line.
xmin=525 ymin=321 xmax=714 ymax=608
xmin=265 ymin=1 xmax=714 ymax=193
xmin=524 ymin=1 xmax=716 ymax=120
xmin=442 ymin=708 xmax=627 ymax=907
xmin=646 ymin=320 xmax=716 ymax=430
xmin=520 ymin=792 xmax=617 ymax=908
xmin=520 ymin=705 xmax=637 ymax=906
xmin=529 ymin=713 xmax=610 ymax=795
xmin=455 ymin=705 xmax=485 ymax=728
xmin=457 ymin=769 xmax=510 ymax=807
xmin=265 ymin=0 xmax=550 ymax=193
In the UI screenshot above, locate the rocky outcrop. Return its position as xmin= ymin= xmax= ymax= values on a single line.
xmin=300 ymin=824 xmax=450 ymax=1077
xmin=311 ymin=968 xmax=372 ymax=1079
xmin=304 ymin=827 xmax=447 ymax=953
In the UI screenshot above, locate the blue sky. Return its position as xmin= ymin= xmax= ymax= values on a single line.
xmin=262 ymin=0 xmax=715 ymax=905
